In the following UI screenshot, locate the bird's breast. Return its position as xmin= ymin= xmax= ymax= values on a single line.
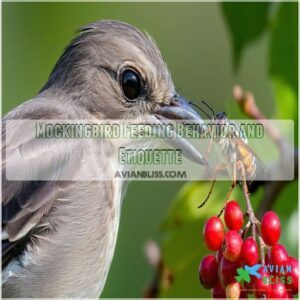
xmin=3 ymin=179 xmax=124 ymax=298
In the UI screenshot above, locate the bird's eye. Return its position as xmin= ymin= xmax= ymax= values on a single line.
xmin=121 ymin=69 xmax=142 ymax=101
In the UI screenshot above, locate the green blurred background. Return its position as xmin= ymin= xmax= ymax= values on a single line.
xmin=3 ymin=2 xmax=298 ymax=298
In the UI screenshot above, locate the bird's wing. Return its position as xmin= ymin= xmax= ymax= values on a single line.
xmin=251 ymin=264 xmax=262 ymax=271
xmin=2 ymin=97 xmax=83 ymax=268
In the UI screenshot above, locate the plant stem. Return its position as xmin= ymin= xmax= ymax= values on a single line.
xmin=242 ymin=182 xmax=257 ymax=238
xmin=240 ymin=221 xmax=251 ymax=239
xmin=258 ymin=235 xmax=266 ymax=265
xmin=242 ymin=181 xmax=267 ymax=265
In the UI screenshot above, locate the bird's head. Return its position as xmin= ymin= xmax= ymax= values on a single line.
xmin=41 ymin=20 xmax=206 ymax=164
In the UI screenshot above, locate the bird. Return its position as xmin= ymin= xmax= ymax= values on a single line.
xmin=2 ymin=20 xmax=206 ymax=297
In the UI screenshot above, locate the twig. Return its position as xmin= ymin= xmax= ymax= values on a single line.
xmin=258 ymin=235 xmax=266 ymax=265
xmin=242 ymin=182 xmax=257 ymax=239
xmin=217 ymin=205 xmax=225 ymax=217
xmin=240 ymin=221 xmax=251 ymax=239
xmin=233 ymin=85 xmax=283 ymax=148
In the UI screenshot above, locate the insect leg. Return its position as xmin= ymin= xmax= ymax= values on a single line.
xmin=225 ymin=162 xmax=237 ymax=202
xmin=218 ymin=163 xmax=237 ymax=217
xmin=198 ymin=163 xmax=227 ymax=208
xmin=236 ymin=160 xmax=249 ymax=193
xmin=236 ymin=160 xmax=260 ymax=235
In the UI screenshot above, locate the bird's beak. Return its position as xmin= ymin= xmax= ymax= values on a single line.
xmin=154 ymin=95 xmax=206 ymax=165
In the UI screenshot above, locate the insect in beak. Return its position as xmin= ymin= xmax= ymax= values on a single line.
xmin=154 ymin=95 xmax=207 ymax=165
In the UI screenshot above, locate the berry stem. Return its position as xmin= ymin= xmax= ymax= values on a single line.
xmin=217 ymin=205 xmax=225 ymax=217
xmin=242 ymin=181 xmax=267 ymax=265
xmin=258 ymin=235 xmax=266 ymax=265
xmin=240 ymin=221 xmax=251 ymax=239
xmin=242 ymin=182 xmax=257 ymax=239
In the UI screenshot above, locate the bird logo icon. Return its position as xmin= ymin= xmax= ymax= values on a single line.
xmin=235 ymin=264 xmax=262 ymax=283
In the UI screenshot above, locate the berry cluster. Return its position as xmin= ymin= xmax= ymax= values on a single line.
xmin=198 ymin=200 xmax=299 ymax=299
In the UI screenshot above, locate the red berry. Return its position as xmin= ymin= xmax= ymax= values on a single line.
xmin=224 ymin=200 xmax=244 ymax=231
xmin=226 ymin=282 xmax=241 ymax=300
xmin=203 ymin=216 xmax=224 ymax=251
xmin=252 ymin=269 xmax=271 ymax=298
xmin=240 ymin=237 xmax=259 ymax=266
xmin=269 ymin=283 xmax=289 ymax=298
xmin=286 ymin=256 xmax=299 ymax=295
xmin=199 ymin=254 xmax=219 ymax=289
xmin=219 ymin=257 xmax=240 ymax=287
xmin=211 ymin=282 xmax=226 ymax=298
xmin=261 ymin=211 xmax=281 ymax=246
xmin=222 ymin=230 xmax=243 ymax=262
xmin=268 ymin=244 xmax=289 ymax=266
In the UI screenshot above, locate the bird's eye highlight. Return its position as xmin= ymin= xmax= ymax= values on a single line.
xmin=121 ymin=69 xmax=142 ymax=101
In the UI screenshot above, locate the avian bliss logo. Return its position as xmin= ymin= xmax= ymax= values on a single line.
xmin=235 ymin=264 xmax=262 ymax=283
xmin=235 ymin=263 xmax=293 ymax=285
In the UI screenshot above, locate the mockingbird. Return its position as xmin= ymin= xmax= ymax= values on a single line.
xmin=2 ymin=20 xmax=205 ymax=297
